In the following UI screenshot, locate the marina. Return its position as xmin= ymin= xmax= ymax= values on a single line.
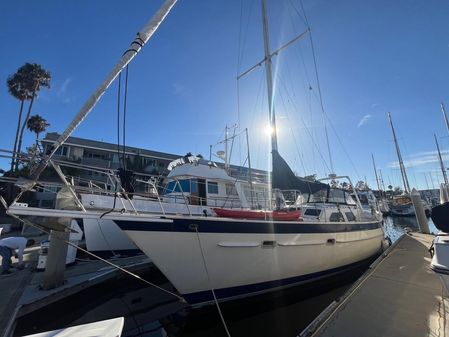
xmin=1 ymin=0 xmax=449 ymax=336
xmin=0 ymin=216 xmax=442 ymax=337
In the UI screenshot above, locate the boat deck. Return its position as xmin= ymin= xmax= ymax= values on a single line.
xmin=300 ymin=232 xmax=449 ymax=337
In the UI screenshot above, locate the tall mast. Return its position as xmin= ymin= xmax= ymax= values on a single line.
xmin=261 ymin=0 xmax=278 ymax=153
xmin=434 ymin=133 xmax=448 ymax=185
xmin=29 ymin=0 xmax=178 ymax=181
xmin=388 ymin=112 xmax=411 ymax=193
xmin=371 ymin=154 xmax=381 ymax=195
xmin=379 ymin=169 xmax=386 ymax=191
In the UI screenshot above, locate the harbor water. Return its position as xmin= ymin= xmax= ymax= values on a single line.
xmin=14 ymin=216 xmax=437 ymax=337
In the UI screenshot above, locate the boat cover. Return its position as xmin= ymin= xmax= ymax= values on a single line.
xmin=431 ymin=202 xmax=449 ymax=232
xmin=272 ymin=150 xmax=329 ymax=194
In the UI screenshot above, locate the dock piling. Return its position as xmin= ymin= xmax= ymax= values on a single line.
xmin=41 ymin=229 xmax=70 ymax=290
xmin=411 ymin=188 xmax=430 ymax=234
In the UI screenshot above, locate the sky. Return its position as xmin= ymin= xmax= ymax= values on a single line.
xmin=1 ymin=0 xmax=449 ymax=190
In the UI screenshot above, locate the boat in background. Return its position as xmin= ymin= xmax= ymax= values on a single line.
xmin=23 ymin=317 xmax=124 ymax=337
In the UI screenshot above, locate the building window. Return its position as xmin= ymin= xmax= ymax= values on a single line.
xmin=207 ymin=181 xmax=219 ymax=194
xmin=54 ymin=146 xmax=68 ymax=156
xmin=83 ymin=150 xmax=110 ymax=161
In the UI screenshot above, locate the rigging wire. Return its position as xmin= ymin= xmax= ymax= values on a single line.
xmin=236 ymin=0 xmax=257 ymax=164
xmin=277 ymin=74 xmax=331 ymax=173
xmin=289 ymin=0 xmax=363 ymax=180
xmin=192 ymin=225 xmax=232 ymax=337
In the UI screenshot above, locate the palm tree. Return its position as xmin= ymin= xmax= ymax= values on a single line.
xmin=6 ymin=70 xmax=34 ymax=171
xmin=25 ymin=115 xmax=49 ymax=164
xmin=14 ymin=63 xmax=51 ymax=170
xmin=26 ymin=114 xmax=50 ymax=142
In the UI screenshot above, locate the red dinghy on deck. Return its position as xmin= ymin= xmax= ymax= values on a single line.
xmin=212 ymin=208 xmax=301 ymax=221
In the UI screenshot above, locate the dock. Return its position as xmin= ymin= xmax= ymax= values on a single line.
xmin=0 ymin=239 xmax=152 ymax=337
xmin=300 ymin=233 xmax=449 ymax=337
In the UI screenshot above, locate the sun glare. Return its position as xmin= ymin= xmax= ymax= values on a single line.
xmin=265 ymin=124 xmax=274 ymax=136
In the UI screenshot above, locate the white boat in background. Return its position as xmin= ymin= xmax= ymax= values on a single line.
xmin=78 ymin=154 xmax=270 ymax=256
xmin=22 ymin=317 xmax=124 ymax=337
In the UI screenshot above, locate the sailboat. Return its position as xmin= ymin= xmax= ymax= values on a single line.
xmin=3 ymin=0 xmax=386 ymax=306
xmin=371 ymin=154 xmax=390 ymax=215
xmin=112 ymin=0 xmax=386 ymax=305
xmin=387 ymin=113 xmax=431 ymax=217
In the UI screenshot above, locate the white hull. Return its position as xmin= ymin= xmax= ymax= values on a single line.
xmin=118 ymin=216 xmax=384 ymax=305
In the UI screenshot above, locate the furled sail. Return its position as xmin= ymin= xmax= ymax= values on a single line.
xmin=272 ymin=150 xmax=328 ymax=194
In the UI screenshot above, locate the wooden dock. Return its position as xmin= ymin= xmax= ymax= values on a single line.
xmin=300 ymin=233 xmax=449 ymax=337
xmin=0 ymin=244 xmax=152 ymax=337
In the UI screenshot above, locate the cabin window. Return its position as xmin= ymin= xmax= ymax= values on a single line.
xmin=190 ymin=179 xmax=198 ymax=193
xmin=164 ymin=181 xmax=176 ymax=194
xmin=207 ymin=181 xmax=219 ymax=194
xmin=225 ymin=184 xmax=238 ymax=196
xmin=345 ymin=192 xmax=356 ymax=205
xmin=328 ymin=189 xmax=346 ymax=204
xmin=345 ymin=212 xmax=356 ymax=221
xmin=357 ymin=194 xmax=369 ymax=205
xmin=329 ymin=212 xmax=345 ymax=222
xmin=164 ymin=179 xmax=191 ymax=194
xmin=304 ymin=209 xmax=321 ymax=217
xmin=309 ymin=189 xmax=327 ymax=203
xmin=178 ymin=179 xmax=190 ymax=193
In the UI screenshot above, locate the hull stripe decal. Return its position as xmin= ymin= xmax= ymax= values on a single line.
xmin=115 ymin=218 xmax=381 ymax=234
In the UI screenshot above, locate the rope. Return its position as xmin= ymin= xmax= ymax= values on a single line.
xmin=192 ymin=225 xmax=231 ymax=337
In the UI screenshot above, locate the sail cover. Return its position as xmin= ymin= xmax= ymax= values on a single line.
xmin=272 ymin=150 xmax=329 ymax=194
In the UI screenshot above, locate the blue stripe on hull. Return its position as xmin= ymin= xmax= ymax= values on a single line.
xmin=183 ymin=255 xmax=377 ymax=305
xmin=115 ymin=218 xmax=380 ymax=234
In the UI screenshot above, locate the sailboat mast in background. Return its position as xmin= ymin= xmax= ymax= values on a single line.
xmin=388 ymin=112 xmax=411 ymax=193
xmin=434 ymin=133 xmax=449 ymax=185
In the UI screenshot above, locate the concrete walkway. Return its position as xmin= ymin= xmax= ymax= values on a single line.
xmin=301 ymin=233 xmax=448 ymax=337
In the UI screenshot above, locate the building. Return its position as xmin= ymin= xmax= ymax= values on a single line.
xmin=35 ymin=133 xmax=268 ymax=208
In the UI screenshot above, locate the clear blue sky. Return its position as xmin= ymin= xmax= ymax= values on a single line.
xmin=1 ymin=0 xmax=449 ymax=190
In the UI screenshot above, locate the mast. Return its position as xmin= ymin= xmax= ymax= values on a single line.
xmin=371 ymin=154 xmax=381 ymax=195
xmin=261 ymin=0 xmax=278 ymax=153
xmin=29 ymin=0 xmax=178 ymax=181
xmin=434 ymin=133 xmax=448 ymax=185
xmin=388 ymin=112 xmax=411 ymax=193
